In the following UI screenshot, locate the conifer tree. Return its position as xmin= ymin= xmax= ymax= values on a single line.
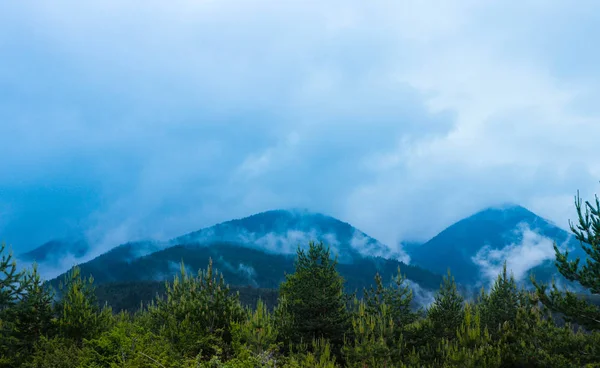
xmin=0 ymin=242 xmax=30 ymax=310
xmin=478 ymin=262 xmax=520 ymax=338
xmin=437 ymin=303 xmax=501 ymax=368
xmin=342 ymin=299 xmax=406 ymax=367
xmin=4 ymin=264 xmax=55 ymax=365
xmin=279 ymin=241 xmax=350 ymax=353
xmin=55 ymin=266 xmax=111 ymax=345
xmin=363 ymin=268 xmax=418 ymax=330
xmin=147 ymin=259 xmax=244 ymax=360
xmin=533 ymin=191 xmax=600 ymax=331
xmin=427 ymin=270 xmax=464 ymax=341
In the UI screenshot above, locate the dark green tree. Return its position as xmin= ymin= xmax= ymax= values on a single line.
xmin=1 ymin=264 xmax=55 ymax=367
xmin=55 ymin=266 xmax=111 ymax=345
xmin=478 ymin=262 xmax=521 ymax=338
xmin=363 ymin=267 xmax=418 ymax=330
xmin=0 ymin=242 xmax=30 ymax=310
xmin=427 ymin=270 xmax=464 ymax=341
xmin=533 ymin=191 xmax=600 ymax=331
xmin=279 ymin=241 xmax=350 ymax=353
xmin=146 ymin=259 xmax=244 ymax=361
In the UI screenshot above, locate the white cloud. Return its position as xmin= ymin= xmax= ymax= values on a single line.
xmin=472 ymin=223 xmax=567 ymax=285
xmin=0 ymin=0 xmax=598 ymax=268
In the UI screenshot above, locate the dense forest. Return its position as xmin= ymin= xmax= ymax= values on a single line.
xmin=2 ymin=192 xmax=600 ymax=367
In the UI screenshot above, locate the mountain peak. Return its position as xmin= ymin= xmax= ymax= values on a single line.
xmin=174 ymin=208 xmax=397 ymax=262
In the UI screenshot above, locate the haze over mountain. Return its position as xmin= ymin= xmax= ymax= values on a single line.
xmin=1 ymin=2 xmax=599 ymax=264
xmin=408 ymin=204 xmax=584 ymax=287
xmin=47 ymin=209 xmax=441 ymax=302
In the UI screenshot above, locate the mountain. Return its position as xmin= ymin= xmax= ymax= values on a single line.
xmin=408 ymin=204 xmax=584 ymax=286
xmin=175 ymin=209 xmax=405 ymax=262
xmin=49 ymin=209 xmax=442 ymax=295
xmin=20 ymin=238 xmax=90 ymax=264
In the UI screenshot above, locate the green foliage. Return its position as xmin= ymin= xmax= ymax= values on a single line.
xmin=363 ymin=268 xmax=418 ymax=331
xmin=21 ymin=336 xmax=84 ymax=368
xmin=0 ymin=264 xmax=55 ymax=367
xmin=477 ymin=262 xmax=521 ymax=338
xmin=80 ymin=317 xmax=177 ymax=368
xmin=427 ymin=270 xmax=464 ymax=341
xmin=146 ymin=258 xmax=244 ymax=361
xmin=231 ymin=299 xmax=280 ymax=366
xmin=0 ymin=241 xmax=30 ymax=310
xmin=4 ymin=195 xmax=600 ymax=368
xmin=342 ymin=299 xmax=406 ymax=367
xmin=279 ymin=241 xmax=351 ymax=353
xmin=436 ymin=302 xmax=501 ymax=368
xmin=55 ymin=266 xmax=112 ymax=345
xmin=534 ymin=191 xmax=600 ymax=331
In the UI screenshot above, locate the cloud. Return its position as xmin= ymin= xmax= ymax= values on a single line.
xmin=472 ymin=223 xmax=569 ymax=286
xmin=0 ymin=0 xmax=599 ymax=276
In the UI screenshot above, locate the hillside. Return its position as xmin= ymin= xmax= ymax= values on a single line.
xmin=408 ymin=204 xmax=584 ymax=286
xmin=51 ymin=241 xmax=443 ymax=295
xmin=49 ymin=210 xmax=442 ymax=298
xmin=20 ymin=238 xmax=90 ymax=263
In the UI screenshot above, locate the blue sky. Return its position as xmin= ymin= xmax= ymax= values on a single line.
xmin=1 ymin=0 xmax=599 ymax=256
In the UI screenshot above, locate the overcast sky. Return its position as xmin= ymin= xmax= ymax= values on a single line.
xmin=1 ymin=0 xmax=599 ymax=254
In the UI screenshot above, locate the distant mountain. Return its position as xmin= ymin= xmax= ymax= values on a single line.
xmin=20 ymin=238 xmax=90 ymax=264
xmin=408 ymin=204 xmax=584 ymax=286
xmin=175 ymin=209 xmax=405 ymax=262
xmin=49 ymin=209 xmax=441 ymax=295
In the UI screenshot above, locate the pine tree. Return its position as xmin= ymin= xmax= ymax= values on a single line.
xmin=279 ymin=241 xmax=350 ymax=354
xmin=55 ymin=266 xmax=111 ymax=345
xmin=231 ymin=298 xmax=280 ymax=364
xmin=147 ymin=259 xmax=244 ymax=360
xmin=0 ymin=242 xmax=30 ymax=310
xmin=437 ymin=303 xmax=501 ymax=368
xmin=478 ymin=262 xmax=521 ymax=338
xmin=363 ymin=268 xmax=418 ymax=331
xmin=342 ymin=299 xmax=406 ymax=367
xmin=3 ymin=264 xmax=55 ymax=366
xmin=427 ymin=270 xmax=464 ymax=341
xmin=533 ymin=191 xmax=600 ymax=331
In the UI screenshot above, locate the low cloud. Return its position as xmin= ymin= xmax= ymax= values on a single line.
xmin=472 ymin=223 xmax=568 ymax=286
xmin=406 ymin=279 xmax=435 ymax=307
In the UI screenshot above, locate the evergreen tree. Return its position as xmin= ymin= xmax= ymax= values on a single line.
xmin=231 ymin=298 xmax=280 ymax=365
xmin=55 ymin=266 xmax=111 ymax=345
xmin=2 ymin=264 xmax=55 ymax=366
xmin=279 ymin=241 xmax=350 ymax=353
xmin=478 ymin=262 xmax=520 ymax=338
xmin=146 ymin=259 xmax=244 ymax=360
xmin=427 ymin=270 xmax=464 ymax=341
xmin=533 ymin=191 xmax=600 ymax=331
xmin=437 ymin=303 xmax=501 ymax=368
xmin=0 ymin=241 xmax=30 ymax=310
xmin=342 ymin=299 xmax=406 ymax=367
xmin=363 ymin=268 xmax=418 ymax=330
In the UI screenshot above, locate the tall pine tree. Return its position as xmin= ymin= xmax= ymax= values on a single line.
xmin=533 ymin=190 xmax=600 ymax=331
xmin=279 ymin=241 xmax=350 ymax=353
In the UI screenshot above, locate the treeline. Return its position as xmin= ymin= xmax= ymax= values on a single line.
xmin=1 ymin=192 xmax=600 ymax=367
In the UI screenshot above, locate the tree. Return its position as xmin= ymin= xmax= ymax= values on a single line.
xmin=533 ymin=191 xmax=600 ymax=331
xmin=342 ymin=299 xmax=406 ymax=367
xmin=1 ymin=264 xmax=55 ymax=366
xmin=427 ymin=270 xmax=464 ymax=341
xmin=363 ymin=268 xmax=418 ymax=331
xmin=146 ymin=259 xmax=244 ymax=360
xmin=437 ymin=303 xmax=501 ymax=368
xmin=0 ymin=242 xmax=30 ymax=310
xmin=478 ymin=262 xmax=521 ymax=338
xmin=55 ymin=266 xmax=111 ymax=345
xmin=279 ymin=241 xmax=350 ymax=353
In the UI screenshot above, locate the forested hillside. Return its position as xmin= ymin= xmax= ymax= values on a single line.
xmin=2 ymin=192 xmax=600 ymax=367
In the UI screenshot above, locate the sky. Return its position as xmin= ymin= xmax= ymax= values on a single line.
xmin=1 ymin=0 xmax=599 ymax=260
